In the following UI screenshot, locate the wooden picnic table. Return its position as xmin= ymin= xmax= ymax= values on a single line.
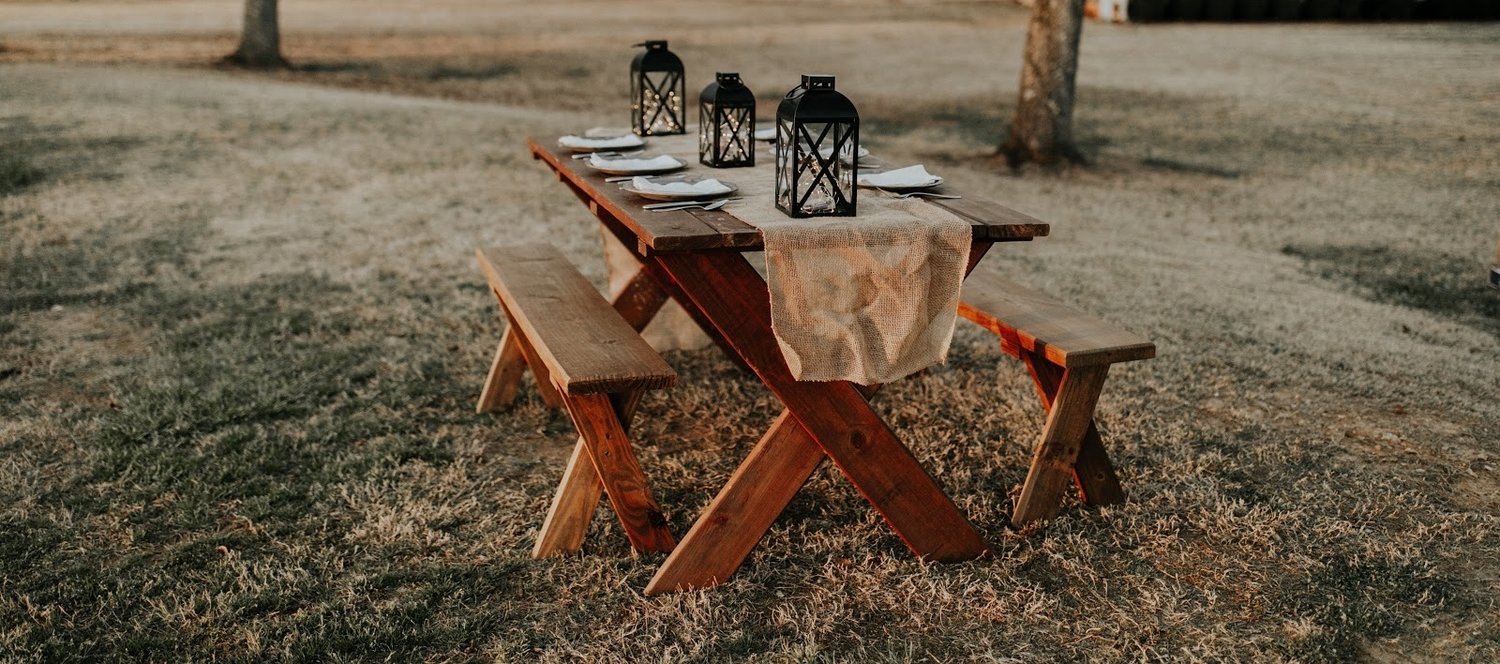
xmin=527 ymin=137 xmax=1050 ymax=594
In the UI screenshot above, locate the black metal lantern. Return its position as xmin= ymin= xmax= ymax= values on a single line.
xmin=698 ymin=72 xmax=755 ymax=168
xmin=630 ymin=40 xmax=686 ymax=136
xmin=775 ymin=75 xmax=858 ymax=218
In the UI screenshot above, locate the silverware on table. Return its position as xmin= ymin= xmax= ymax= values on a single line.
xmin=644 ymin=197 xmax=739 ymax=212
xmin=876 ymin=187 xmax=963 ymax=200
xmin=573 ymin=150 xmax=644 ymax=160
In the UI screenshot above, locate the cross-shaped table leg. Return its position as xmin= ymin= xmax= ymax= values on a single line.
xmin=644 ymin=250 xmax=991 ymax=594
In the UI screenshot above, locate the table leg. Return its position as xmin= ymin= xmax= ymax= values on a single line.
xmin=645 ymin=411 xmax=824 ymax=594
xmin=1020 ymin=353 xmax=1126 ymax=507
xmin=591 ymin=206 xmax=751 ymax=373
xmin=653 ymin=251 xmax=990 ymax=564
xmin=1011 ymin=364 xmax=1110 ymax=526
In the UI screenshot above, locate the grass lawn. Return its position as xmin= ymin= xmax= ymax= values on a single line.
xmin=2 ymin=2 xmax=1498 ymax=661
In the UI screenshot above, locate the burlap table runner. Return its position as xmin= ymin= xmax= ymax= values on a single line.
xmin=630 ymin=133 xmax=971 ymax=385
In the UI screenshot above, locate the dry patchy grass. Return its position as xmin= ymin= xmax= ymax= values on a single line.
xmin=2 ymin=2 xmax=1499 ymax=661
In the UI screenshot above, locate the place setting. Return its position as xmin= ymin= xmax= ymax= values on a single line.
xmin=559 ymin=128 xmax=647 ymax=159
xmin=857 ymin=164 xmax=961 ymax=199
xmin=621 ymin=174 xmax=741 ymax=212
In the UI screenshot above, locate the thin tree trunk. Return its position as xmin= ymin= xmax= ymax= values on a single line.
xmin=226 ymin=0 xmax=286 ymax=69
xmin=1000 ymin=0 xmax=1087 ymax=168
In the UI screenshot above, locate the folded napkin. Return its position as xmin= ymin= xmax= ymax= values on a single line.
xmin=589 ymin=154 xmax=681 ymax=171
xmin=630 ymin=176 xmax=733 ymax=196
xmin=858 ymin=165 xmax=941 ymax=188
xmin=559 ymin=134 xmax=643 ymax=150
xmin=584 ymin=126 xmax=633 ymax=138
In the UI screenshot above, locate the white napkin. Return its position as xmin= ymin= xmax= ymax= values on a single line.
xmin=858 ymin=165 xmax=941 ymax=188
xmin=630 ymin=177 xmax=733 ymax=196
xmin=584 ymin=126 xmax=633 ymax=138
xmin=589 ymin=154 xmax=681 ymax=171
xmin=559 ymin=134 xmax=644 ymax=150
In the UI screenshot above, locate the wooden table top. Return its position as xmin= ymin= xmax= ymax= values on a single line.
xmin=528 ymin=138 xmax=1050 ymax=254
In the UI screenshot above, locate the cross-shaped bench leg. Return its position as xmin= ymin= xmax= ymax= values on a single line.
xmin=533 ymin=391 xmax=657 ymax=557
xmin=552 ymin=390 xmax=674 ymax=554
xmin=1020 ymin=353 xmax=1126 ymax=508
xmin=529 ymin=270 xmax=672 ymax=557
xmin=477 ymin=296 xmax=564 ymax=412
xmin=1011 ymin=362 xmax=1116 ymax=526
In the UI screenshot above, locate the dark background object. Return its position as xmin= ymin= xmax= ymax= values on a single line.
xmin=1269 ymin=0 xmax=1305 ymax=19
xmin=1236 ymin=0 xmax=1272 ymax=19
xmin=1169 ymin=0 xmax=1207 ymax=19
xmin=1131 ymin=0 xmax=1171 ymax=21
xmin=1303 ymin=0 xmax=1340 ymax=18
xmin=1204 ymin=0 xmax=1236 ymax=19
xmin=1366 ymin=0 xmax=1415 ymax=19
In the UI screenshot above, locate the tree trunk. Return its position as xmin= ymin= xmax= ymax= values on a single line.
xmin=226 ymin=0 xmax=286 ymax=68
xmin=1000 ymin=0 xmax=1087 ymax=168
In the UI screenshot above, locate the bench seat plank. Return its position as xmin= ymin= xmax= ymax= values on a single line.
xmin=477 ymin=244 xmax=676 ymax=395
xmin=959 ymin=271 xmax=1156 ymax=368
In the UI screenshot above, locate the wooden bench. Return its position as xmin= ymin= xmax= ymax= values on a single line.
xmin=474 ymin=244 xmax=677 ymax=557
xmin=958 ymin=271 xmax=1156 ymax=527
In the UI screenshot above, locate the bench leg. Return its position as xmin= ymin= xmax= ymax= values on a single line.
xmin=532 ymin=439 xmax=605 ymax=557
xmin=532 ymin=392 xmax=649 ymax=557
xmin=563 ymin=391 xmax=675 ymax=554
xmin=1021 ymin=353 xmax=1126 ymax=507
xmin=1012 ymin=364 xmax=1110 ymax=526
xmin=476 ymin=327 xmax=529 ymax=413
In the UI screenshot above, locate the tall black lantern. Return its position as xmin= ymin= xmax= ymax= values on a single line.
xmin=698 ymin=72 xmax=755 ymax=168
xmin=775 ymin=75 xmax=858 ymax=218
xmin=630 ymin=40 xmax=686 ymax=136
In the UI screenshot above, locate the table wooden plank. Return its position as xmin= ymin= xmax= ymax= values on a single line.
xmin=531 ymin=142 xmax=730 ymax=253
xmin=528 ymin=138 xmax=1048 ymax=252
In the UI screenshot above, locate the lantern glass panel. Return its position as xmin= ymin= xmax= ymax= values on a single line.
xmin=699 ymin=73 xmax=755 ymax=168
xmin=630 ymin=41 xmax=685 ymax=136
xmin=775 ymin=75 xmax=858 ymax=218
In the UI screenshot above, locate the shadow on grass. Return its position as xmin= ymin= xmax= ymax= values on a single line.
xmin=1284 ymin=243 xmax=1500 ymax=333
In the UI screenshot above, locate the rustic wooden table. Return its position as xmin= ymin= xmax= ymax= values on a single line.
xmin=527 ymin=137 xmax=1050 ymax=594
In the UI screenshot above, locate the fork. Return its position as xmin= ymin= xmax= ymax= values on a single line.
xmin=877 ymin=188 xmax=963 ymax=200
xmin=644 ymin=198 xmax=738 ymax=212
xmin=573 ymin=150 xmax=643 ymax=160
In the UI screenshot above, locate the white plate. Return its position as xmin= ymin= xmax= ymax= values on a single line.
xmin=753 ymin=127 xmax=776 ymax=142
xmin=622 ymin=175 xmax=740 ymax=202
xmin=586 ymin=154 xmax=686 ymax=175
xmin=558 ymin=133 xmax=646 ymax=153
xmin=864 ymin=166 xmax=942 ymax=191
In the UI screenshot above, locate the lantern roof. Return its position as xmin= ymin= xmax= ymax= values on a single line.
xmin=778 ymin=75 xmax=857 ymax=123
xmin=701 ymin=72 xmax=755 ymax=105
xmin=632 ymin=40 xmax=683 ymax=73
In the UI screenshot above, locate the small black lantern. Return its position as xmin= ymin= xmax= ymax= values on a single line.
xmin=631 ymin=40 xmax=686 ymax=136
xmin=775 ymin=75 xmax=859 ymax=218
xmin=698 ymin=72 xmax=755 ymax=168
